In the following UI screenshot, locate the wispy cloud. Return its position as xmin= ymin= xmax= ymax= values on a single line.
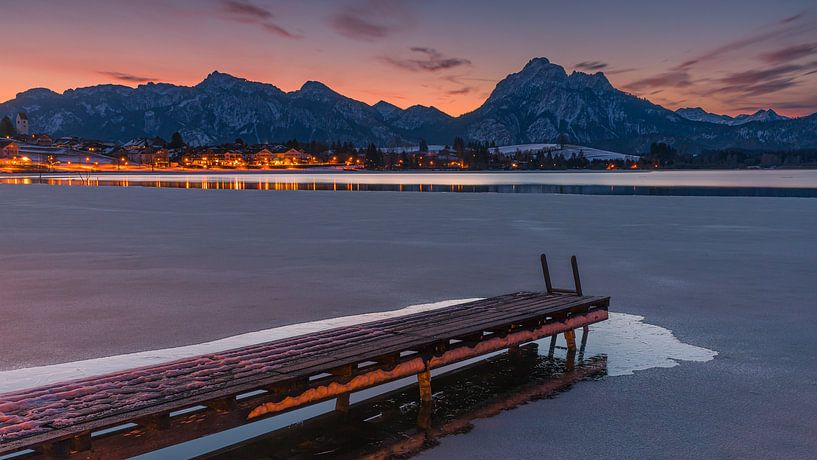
xmin=380 ymin=47 xmax=471 ymax=72
xmin=447 ymin=87 xmax=473 ymax=95
xmin=97 ymin=71 xmax=157 ymax=84
xmin=332 ymin=11 xmax=388 ymax=40
xmin=619 ymin=11 xmax=817 ymax=114
xmin=329 ymin=0 xmax=413 ymax=41
xmin=624 ymin=70 xmax=693 ymax=91
xmin=574 ymin=61 xmax=607 ymax=71
xmin=218 ymin=0 xmax=299 ymax=39
xmin=712 ymin=63 xmax=817 ymax=97
xmin=760 ymin=42 xmax=817 ymax=64
xmin=674 ymin=11 xmax=815 ymax=70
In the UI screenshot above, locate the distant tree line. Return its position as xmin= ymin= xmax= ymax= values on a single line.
xmin=638 ymin=142 xmax=817 ymax=169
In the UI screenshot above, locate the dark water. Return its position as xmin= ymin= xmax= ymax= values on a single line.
xmin=192 ymin=345 xmax=605 ymax=459
xmin=2 ymin=174 xmax=816 ymax=197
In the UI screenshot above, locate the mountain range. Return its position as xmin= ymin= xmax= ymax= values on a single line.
xmin=2 ymin=57 xmax=815 ymax=153
xmin=674 ymin=107 xmax=790 ymax=126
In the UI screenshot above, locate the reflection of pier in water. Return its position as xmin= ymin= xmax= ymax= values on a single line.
xmin=199 ymin=344 xmax=606 ymax=459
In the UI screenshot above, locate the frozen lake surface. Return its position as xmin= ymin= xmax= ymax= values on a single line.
xmin=0 ymin=180 xmax=815 ymax=457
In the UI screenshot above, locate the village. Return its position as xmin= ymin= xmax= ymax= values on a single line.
xmin=0 ymin=112 xmax=354 ymax=171
xmin=4 ymin=111 xmax=809 ymax=173
xmin=0 ymin=111 xmax=642 ymax=173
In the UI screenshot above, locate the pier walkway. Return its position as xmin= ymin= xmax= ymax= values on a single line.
xmin=0 ymin=255 xmax=609 ymax=459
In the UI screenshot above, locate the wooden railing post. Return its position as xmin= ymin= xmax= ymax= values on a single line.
xmin=571 ymin=255 xmax=583 ymax=296
xmin=540 ymin=254 xmax=554 ymax=294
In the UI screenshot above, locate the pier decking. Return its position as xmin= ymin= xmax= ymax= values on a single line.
xmin=0 ymin=255 xmax=609 ymax=459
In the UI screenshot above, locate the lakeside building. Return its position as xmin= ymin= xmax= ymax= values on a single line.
xmin=270 ymin=148 xmax=315 ymax=166
xmin=127 ymin=148 xmax=169 ymax=167
xmin=250 ymin=148 xmax=275 ymax=167
xmin=0 ymin=139 xmax=20 ymax=164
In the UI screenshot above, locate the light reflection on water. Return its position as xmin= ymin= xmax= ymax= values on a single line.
xmin=2 ymin=170 xmax=817 ymax=196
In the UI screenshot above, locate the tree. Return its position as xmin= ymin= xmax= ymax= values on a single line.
xmin=453 ymin=137 xmax=465 ymax=156
xmin=0 ymin=116 xmax=16 ymax=137
xmin=556 ymin=133 xmax=570 ymax=150
xmin=235 ymin=137 xmax=245 ymax=146
xmin=364 ymin=143 xmax=383 ymax=169
xmin=419 ymin=138 xmax=429 ymax=153
xmin=648 ymin=142 xmax=678 ymax=167
xmin=168 ymin=132 xmax=185 ymax=149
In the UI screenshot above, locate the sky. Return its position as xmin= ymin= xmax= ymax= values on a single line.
xmin=2 ymin=0 xmax=817 ymax=117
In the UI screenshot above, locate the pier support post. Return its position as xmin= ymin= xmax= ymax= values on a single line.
xmin=564 ymin=329 xmax=577 ymax=352
xmin=548 ymin=335 xmax=557 ymax=358
xmin=579 ymin=326 xmax=590 ymax=361
xmin=418 ymin=364 xmax=432 ymax=404
xmin=565 ymin=348 xmax=576 ymax=371
xmin=417 ymin=401 xmax=433 ymax=431
xmin=335 ymin=393 xmax=350 ymax=413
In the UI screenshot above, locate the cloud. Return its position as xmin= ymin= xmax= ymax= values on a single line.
xmin=97 ymin=71 xmax=157 ymax=84
xmin=575 ymin=61 xmax=607 ymax=71
xmin=605 ymin=68 xmax=637 ymax=75
xmin=447 ymin=86 xmax=473 ymax=95
xmin=332 ymin=10 xmax=388 ymax=40
xmin=782 ymin=11 xmax=807 ymax=24
xmin=674 ymin=12 xmax=815 ymax=70
xmin=624 ymin=70 xmax=693 ymax=91
xmin=329 ymin=0 xmax=413 ymax=41
xmin=706 ymin=62 xmax=817 ymax=98
xmin=719 ymin=64 xmax=804 ymax=86
xmin=574 ymin=61 xmax=635 ymax=76
xmin=721 ymin=78 xmax=799 ymax=97
xmin=760 ymin=43 xmax=817 ymax=64
xmin=220 ymin=0 xmax=271 ymax=19
xmin=218 ymin=0 xmax=299 ymax=39
xmin=380 ymin=47 xmax=471 ymax=72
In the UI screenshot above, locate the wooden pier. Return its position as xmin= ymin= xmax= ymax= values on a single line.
xmin=0 ymin=255 xmax=609 ymax=459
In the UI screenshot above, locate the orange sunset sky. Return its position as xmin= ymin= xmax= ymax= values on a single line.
xmin=2 ymin=0 xmax=817 ymax=117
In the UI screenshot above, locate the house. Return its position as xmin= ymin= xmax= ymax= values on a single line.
xmin=220 ymin=151 xmax=245 ymax=168
xmin=185 ymin=149 xmax=245 ymax=168
xmin=31 ymin=134 xmax=53 ymax=145
xmin=272 ymin=148 xmax=314 ymax=166
xmin=249 ymin=148 xmax=274 ymax=167
xmin=127 ymin=148 xmax=169 ymax=167
xmin=0 ymin=139 xmax=19 ymax=160
xmin=15 ymin=113 xmax=29 ymax=136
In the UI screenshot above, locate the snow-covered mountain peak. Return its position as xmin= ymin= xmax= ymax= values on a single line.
xmin=568 ymin=71 xmax=613 ymax=91
xmin=373 ymin=100 xmax=402 ymax=118
xmin=197 ymin=71 xmax=245 ymax=89
xmin=295 ymin=80 xmax=341 ymax=98
xmin=14 ymin=87 xmax=59 ymax=101
xmin=676 ymin=107 xmax=791 ymax=125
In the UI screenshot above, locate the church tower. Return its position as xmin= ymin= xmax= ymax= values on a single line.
xmin=16 ymin=113 xmax=29 ymax=135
